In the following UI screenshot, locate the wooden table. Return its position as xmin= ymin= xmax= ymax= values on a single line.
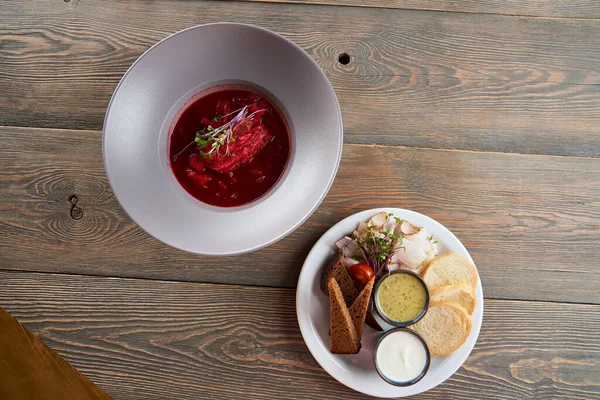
xmin=1 ymin=1 xmax=599 ymax=399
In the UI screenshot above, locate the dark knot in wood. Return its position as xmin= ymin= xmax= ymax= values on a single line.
xmin=70 ymin=207 xmax=83 ymax=220
xmin=68 ymin=195 xmax=83 ymax=220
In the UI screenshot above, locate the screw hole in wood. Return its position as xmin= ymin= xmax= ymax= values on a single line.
xmin=68 ymin=195 xmax=78 ymax=205
xmin=338 ymin=53 xmax=351 ymax=65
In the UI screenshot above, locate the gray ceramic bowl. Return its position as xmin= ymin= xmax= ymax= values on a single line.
xmin=103 ymin=23 xmax=342 ymax=255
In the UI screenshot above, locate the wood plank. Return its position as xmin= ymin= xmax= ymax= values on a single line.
xmin=0 ymin=307 xmax=112 ymax=400
xmin=1 ymin=126 xmax=600 ymax=303
xmin=238 ymin=0 xmax=600 ymax=19
xmin=2 ymin=0 xmax=600 ymax=156
xmin=0 ymin=271 xmax=598 ymax=400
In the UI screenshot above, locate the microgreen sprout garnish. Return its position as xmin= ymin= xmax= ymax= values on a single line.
xmin=172 ymin=105 xmax=270 ymax=161
xmin=248 ymin=109 xmax=268 ymax=120
xmin=352 ymin=212 xmax=402 ymax=277
xmin=194 ymin=106 xmax=250 ymax=158
xmin=172 ymin=141 xmax=197 ymax=161
xmin=214 ymin=106 xmax=245 ymax=121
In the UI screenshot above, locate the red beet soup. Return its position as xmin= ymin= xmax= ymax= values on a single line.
xmin=169 ymin=89 xmax=290 ymax=207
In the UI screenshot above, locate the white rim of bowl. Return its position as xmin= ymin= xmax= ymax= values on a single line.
xmin=102 ymin=23 xmax=343 ymax=255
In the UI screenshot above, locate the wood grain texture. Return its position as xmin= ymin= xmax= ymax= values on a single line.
xmin=238 ymin=0 xmax=600 ymax=19
xmin=0 ymin=271 xmax=599 ymax=400
xmin=0 ymin=307 xmax=112 ymax=400
xmin=1 ymin=126 xmax=600 ymax=303
xmin=2 ymin=0 xmax=600 ymax=156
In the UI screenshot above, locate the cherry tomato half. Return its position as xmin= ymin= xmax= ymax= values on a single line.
xmin=348 ymin=263 xmax=375 ymax=289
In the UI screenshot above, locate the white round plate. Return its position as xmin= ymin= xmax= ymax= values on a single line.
xmin=296 ymin=208 xmax=483 ymax=397
xmin=103 ymin=23 xmax=342 ymax=255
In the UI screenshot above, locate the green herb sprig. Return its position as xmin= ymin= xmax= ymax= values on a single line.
xmin=353 ymin=213 xmax=402 ymax=277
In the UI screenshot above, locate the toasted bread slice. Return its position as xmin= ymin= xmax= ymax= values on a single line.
xmin=422 ymin=253 xmax=478 ymax=291
xmin=321 ymin=252 xmax=359 ymax=305
xmin=328 ymin=278 xmax=361 ymax=354
xmin=430 ymin=284 xmax=476 ymax=315
xmin=411 ymin=301 xmax=472 ymax=356
xmin=349 ymin=277 xmax=375 ymax=342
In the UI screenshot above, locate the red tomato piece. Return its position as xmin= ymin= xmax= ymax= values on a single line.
xmin=348 ymin=263 xmax=375 ymax=289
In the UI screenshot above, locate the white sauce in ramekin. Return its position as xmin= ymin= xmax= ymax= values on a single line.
xmin=376 ymin=330 xmax=428 ymax=384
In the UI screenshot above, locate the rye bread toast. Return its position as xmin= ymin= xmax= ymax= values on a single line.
xmin=328 ymin=278 xmax=361 ymax=354
xmin=349 ymin=277 xmax=375 ymax=342
xmin=321 ymin=252 xmax=359 ymax=306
